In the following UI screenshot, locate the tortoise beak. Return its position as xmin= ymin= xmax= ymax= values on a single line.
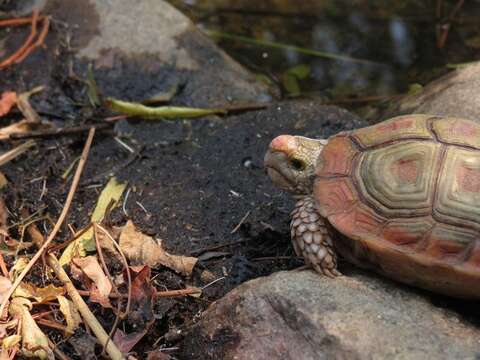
xmin=264 ymin=150 xmax=296 ymax=192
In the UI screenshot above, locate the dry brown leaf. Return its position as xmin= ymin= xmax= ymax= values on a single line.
xmin=124 ymin=266 xmax=155 ymax=330
xmin=119 ymin=220 xmax=197 ymax=276
xmin=57 ymin=295 xmax=82 ymax=336
xmin=72 ymin=256 xmax=112 ymax=307
xmin=14 ymin=283 xmax=65 ymax=303
xmin=9 ymin=297 xmax=53 ymax=359
xmin=0 ymin=92 xmax=17 ymax=117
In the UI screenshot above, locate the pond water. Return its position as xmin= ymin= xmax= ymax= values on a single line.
xmin=168 ymin=0 xmax=480 ymax=108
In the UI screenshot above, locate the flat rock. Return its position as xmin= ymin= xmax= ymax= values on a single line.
xmin=375 ymin=62 xmax=480 ymax=121
xmin=181 ymin=270 xmax=480 ymax=360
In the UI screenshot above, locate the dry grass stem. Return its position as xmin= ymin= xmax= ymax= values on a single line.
xmin=0 ymin=140 xmax=36 ymax=166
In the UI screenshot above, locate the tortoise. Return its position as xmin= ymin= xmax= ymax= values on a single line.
xmin=264 ymin=114 xmax=480 ymax=299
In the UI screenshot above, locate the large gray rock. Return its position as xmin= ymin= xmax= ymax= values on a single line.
xmin=181 ymin=270 xmax=480 ymax=359
xmin=1 ymin=0 xmax=272 ymax=107
xmin=375 ymin=62 xmax=480 ymax=122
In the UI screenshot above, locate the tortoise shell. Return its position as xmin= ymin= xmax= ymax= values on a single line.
xmin=314 ymin=114 xmax=480 ymax=298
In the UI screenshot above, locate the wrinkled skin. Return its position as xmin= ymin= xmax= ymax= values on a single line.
xmin=264 ymin=135 xmax=340 ymax=277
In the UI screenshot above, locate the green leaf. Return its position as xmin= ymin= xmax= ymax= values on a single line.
xmin=106 ymin=98 xmax=226 ymax=119
xmin=287 ymin=64 xmax=311 ymax=79
xmin=281 ymin=73 xmax=300 ymax=95
xmin=59 ymin=177 xmax=127 ymax=265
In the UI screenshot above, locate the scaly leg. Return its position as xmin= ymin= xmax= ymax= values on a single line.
xmin=291 ymin=196 xmax=341 ymax=278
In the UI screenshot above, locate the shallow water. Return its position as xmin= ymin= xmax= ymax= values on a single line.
xmin=168 ymin=0 xmax=480 ymax=107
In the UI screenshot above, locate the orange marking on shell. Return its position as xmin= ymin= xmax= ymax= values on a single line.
xmin=390 ymin=157 xmax=419 ymax=184
xmin=314 ymin=177 xmax=357 ymax=217
xmin=466 ymin=242 xmax=480 ymax=268
xmin=269 ymin=135 xmax=296 ymax=155
xmin=382 ymin=224 xmax=423 ymax=246
xmin=432 ymin=117 xmax=480 ymax=149
xmin=377 ymin=117 xmax=415 ymax=133
xmin=425 ymin=226 xmax=475 ymax=261
xmin=449 ymin=121 xmax=478 ymax=137
xmin=329 ymin=203 xmax=384 ymax=238
xmin=316 ymin=136 xmax=358 ymax=176
xmin=353 ymin=115 xmax=432 ymax=148
xmin=456 ymin=165 xmax=480 ymax=193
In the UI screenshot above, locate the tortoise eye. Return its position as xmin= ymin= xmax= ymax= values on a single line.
xmin=290 ymin=158 xmax=305 ymax=170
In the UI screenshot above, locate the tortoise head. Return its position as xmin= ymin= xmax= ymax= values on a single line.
xmin=264 ymin=135 xmax=327 ymax=197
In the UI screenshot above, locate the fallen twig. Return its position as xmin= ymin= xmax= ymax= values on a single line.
xmin=93 ymin=223 xmax=131 ymax=355
xmin=8 ymin=123 xmax=112 ymax=140
xmin=0 ymin=128 xmax=95 ymax=318
xmin=0 ymin=10 xmax=50 ymax=69
xmin=76 ymin=287 xmax=201 ymax=299
xmin=231 ymin=211 xmax=250 ymax=234
xmin=0 ymin=140 xmax=36 ymax=166
xmin=156 ymin=288 xmax=202 ymax=297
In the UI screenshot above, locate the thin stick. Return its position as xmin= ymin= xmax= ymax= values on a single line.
xmin=0 ymin=15 xmax=45 ymax=27
xmin=0 ymin=10 xmax=38 ymax=69
xmin=0 ymin=128 xmax=95 ymax=317
xmin=93 ymin=224 xmax=123 ymax=356
xmin=77 ymin=287 xmax=201 ymax=299
xmin=0 ymin=140 xmax=36 ymax=166
xmin=94 ymin=224 xmax=132 ymax=316
xmin=8 ymin=123 xmax=112 ymax=140
xmin=47 ymin=253 xmax=124 ymax=360
xmin=14 ymin=16 xmax=50 ymax=64
xmin=231 ymin=211 xmax=250 ymax=234
xmin=155 ymin=288 xmax=201 ymax=298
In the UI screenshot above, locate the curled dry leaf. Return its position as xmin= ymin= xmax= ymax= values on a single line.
xmin=57 ymin=295 xmax=82 ymax=336
xmin=72 ymin=256 xmax=112 ymax=308
xmin=9 ymin=297 xmax=53 ymax=359
xmin=0 ymin=92 xmax=17 ymax=117
xmin=119 ymin=221 xmax=197 ymax=276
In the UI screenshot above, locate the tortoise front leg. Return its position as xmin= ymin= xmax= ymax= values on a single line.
xmin=291 ymin=196 xmax=341 ymax=278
